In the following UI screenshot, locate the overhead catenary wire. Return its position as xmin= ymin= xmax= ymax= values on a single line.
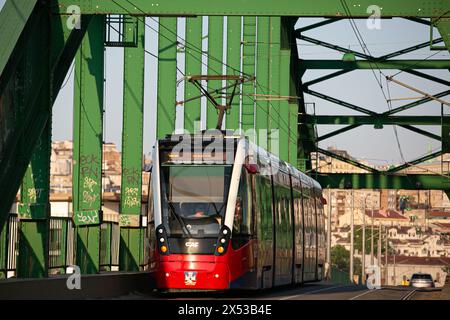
xmin=113 ymin=0 xmax=304 ymax=147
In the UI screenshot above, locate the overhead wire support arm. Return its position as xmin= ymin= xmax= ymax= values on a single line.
xmin=386 ymin=76 xmax=450 ymax=107
xmin=178 ymin=75 xmax=255 ymax=130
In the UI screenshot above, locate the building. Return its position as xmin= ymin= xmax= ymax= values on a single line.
xmin=49 ymin=140 xmax=149 ymax=195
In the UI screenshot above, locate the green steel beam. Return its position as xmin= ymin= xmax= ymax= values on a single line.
xmin=399 ymin=125 xmax=441 ymax=141
xmin=0 ymin=12 xmax=91 ymax=231
xmin=184 ymin=17 xmax=203 ymax=133
xmin=298 ymin=36 xmax=443 ymax=61
xmin=316 ymin=173 xmax=450 ymax=190
xmin=119 ymin=228 xmax=144 ymax=271
xmin=119 ymin=17 xmax=145 ymax=271
xmin=386 ymin=150 xmax=443 ymax=173
xmin=403 ymin=70 xmax=450 ymax=87
xmin=377 ymin=38 xmax=443 ymax=60
xmin=302 ymin=70 xmax=353 ymax=88
xmin=73 ymin=16 xmax=105 ymax=274
xmin=308 ymin=115 xmax=443 ymax=126
xmin=317 ymin=124 xmax=361 ymax=142
xmin=255 ymin=16 xmax=270 ymax=149
xmin=318 ymin=147 xmax=379 ymax=173
xmin=278 ymin=51 xmax=290 ymax=162
xmin=268 ymin=17 xmax=281 ymax=154
xmin=225 ymin=16 xmax=242 ymax=131
xmin=16 ymin=17 xmax=52 ymax=277
xmin=300 ymin=59 xmax=450 ymax=69
xmin=298 ymin=35 xmax=371 ymax=60
xmin=0 ymin=0 xmax=37 ymax=77
xmin=295 ymin=18 xmax=340 ymax=34
xmin=241 ymin=16 xmax=257 ymax=134
xmin=279 ymin=17 xmax=294 ymax=164
xmin=404 ymin=17 xmax=432 ymax=26
xmin=52 ymin=1 xmax=449 ymax=17
xmin=384 ymin=90 xmax=450 ymax=115
xmin=434 ymin=18 xmax=450 ymax=53
xmin=207 ymin=16 xmax=224 ymax=129
xmin=304 ymin=89 xmax=377 ymax=115
xmin=156 ymin=17 xmax=177 ymax=139
xmin=17 ymin=121 xmax=51 ymax=278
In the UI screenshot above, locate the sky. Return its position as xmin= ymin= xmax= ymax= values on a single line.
xmin=1 ymin=1 xmax=449 ymax=166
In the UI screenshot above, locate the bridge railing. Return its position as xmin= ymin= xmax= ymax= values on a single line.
xmin=48 ymin=217 xmax=74 ymax=275
xmin=0 ymin=214 xmax=19 ymax=279
xmin=1 ymin=214 xmax=150 ymax=277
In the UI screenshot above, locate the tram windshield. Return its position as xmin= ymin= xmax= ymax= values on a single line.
xmin=160 ymin=165 xmax=233 ymax=238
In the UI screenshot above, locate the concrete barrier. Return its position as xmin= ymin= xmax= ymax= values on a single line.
xmin=0 ymin=271 xmax=155 ymax=299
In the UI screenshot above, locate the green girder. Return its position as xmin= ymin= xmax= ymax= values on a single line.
xmin=0 ymin=0 xmax=37 ymax=76
xmin=255 ymin=17 xmax=270 ymax=149
xmin=268 ymin=17 xmax=281 ymax=155
xmin=73 ymin=15 xmax=105 ymax=273
xmin=386 ymin=150 xmax=443 ymax=173
xmin=52 ymin=1 xmax=449 ymax=18
xmin=120 ymin=17 xmax=144 ymax=222
xmin=0 ymin=8 xmax=90 ymax=231
xmin=184 ymin=17 xmax=203 ymax=133
xmin=317 ymin=147 xmax=379 ymax=173
xmin=156 ymin=17 xmax=177 ymax=139
xmin=207 ymin=16 xmax=224 ymax=130
xmin=300 ymin=59 xmax=450 ymax=69
xmin=308 ymin=115 xmax=444 ymax=126
xmin=241 ymin=16 xmax=257 ymax=134
xmin=119 ymin=17 xmax=145 ymax=271
xmin=225 ymin=16 xmax=241 ymax=131
xmin=316 ymin=173 xmax=450 ymax=190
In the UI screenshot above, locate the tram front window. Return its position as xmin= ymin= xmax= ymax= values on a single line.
xmin=160 ymin=165 xmax=232 ymax=238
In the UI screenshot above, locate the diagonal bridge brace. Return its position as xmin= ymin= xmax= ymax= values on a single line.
xmin=386 ymin=150 xmax=443 ymax=173
xmin=317 ymin=147 xmax=379 ymax=173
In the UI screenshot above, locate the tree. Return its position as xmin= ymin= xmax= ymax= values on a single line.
xmin=331 ymin=244 xmax=362 ymax=276
xmin=331 ymin=245 xmax=349 ymax=272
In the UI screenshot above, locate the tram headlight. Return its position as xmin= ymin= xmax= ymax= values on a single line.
xmin=159 ymin=237 xmax=165 ymax=243
xmin=220 ymin=238 xmax=226 ymax=244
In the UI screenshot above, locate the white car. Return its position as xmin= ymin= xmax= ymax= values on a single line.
xmin=409 ymin=273 xmax=435 ymax=288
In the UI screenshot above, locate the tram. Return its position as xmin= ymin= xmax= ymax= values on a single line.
xmin=146 ymin=131 xmax=326 ymax=290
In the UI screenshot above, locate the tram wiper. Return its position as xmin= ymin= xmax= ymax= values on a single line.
xmin=167 ymin=201 xmax=192 ymax=238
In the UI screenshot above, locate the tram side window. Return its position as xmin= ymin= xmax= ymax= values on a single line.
xmin=232 ymin=172 xmax=253 ymax=248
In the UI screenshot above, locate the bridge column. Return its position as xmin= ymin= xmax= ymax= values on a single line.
xmin=14 ymin=9 xmax=52 ymax=278
xmin=17 ymin=122 xmax=51 ymax=278
xmin=156 ymin=18 xmax=177 ymax=139
xmin=278 ymin=19 xmax=294 ymax=163
xmin=255 ymin=17 xmax=270 ymax=150
xmin=119 ymin=17 xmax=145 ymax=271
xmin=241 ymin=17 xmax=257 ymax=135
xmin=72 ymin=16 xmax=105 ymax=274
xmin=206 ymin=16 xmax=224 ymax=130
xmin=268 ymin=17 xmax=281 ymax=155
xmin=225 ymin=16 xmax=242 ymax=131
xmin=184 ymin=17 xmax=203 ymax=133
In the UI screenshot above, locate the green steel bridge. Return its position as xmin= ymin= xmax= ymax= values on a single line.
xmin=0 ymin=0 xmax=449 ymax=292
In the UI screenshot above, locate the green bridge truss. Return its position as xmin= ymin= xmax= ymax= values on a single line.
xmin=0 ymin=0 xmax=448 ymax=277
